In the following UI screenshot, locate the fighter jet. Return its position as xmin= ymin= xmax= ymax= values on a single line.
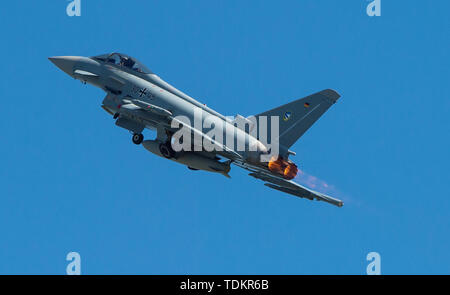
xmin=49 ymin=53 xmax=343 ymax=207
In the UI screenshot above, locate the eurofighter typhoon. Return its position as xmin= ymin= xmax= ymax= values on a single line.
xmin=49 ymin=53 xmax=343 ymax=207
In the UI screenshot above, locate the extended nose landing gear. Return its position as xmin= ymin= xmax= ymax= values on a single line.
xmin=132 ymin=133 xmax=144 ymax=145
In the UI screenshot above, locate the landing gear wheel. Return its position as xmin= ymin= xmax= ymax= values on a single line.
xmin=159 ymin=142 xmax=175 ymax=159
xmin=132 ymin=133 xmax=144 ymax=145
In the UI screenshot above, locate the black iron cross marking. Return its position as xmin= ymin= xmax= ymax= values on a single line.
xmin=139 ymin=88 xmax=147 ymax=98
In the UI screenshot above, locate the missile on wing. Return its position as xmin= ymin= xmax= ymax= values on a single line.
xmin=131 ymin=99 xmax=173 ymax=117
xmin=142 ymin=140 xmax=231 ymax=178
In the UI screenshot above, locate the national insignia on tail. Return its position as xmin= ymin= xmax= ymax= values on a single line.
xmin=283 ymin=111 xmax=292 ymax=121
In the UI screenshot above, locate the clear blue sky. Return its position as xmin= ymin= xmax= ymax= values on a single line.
xmin=0 ymin=1 xmax=448 ymax=274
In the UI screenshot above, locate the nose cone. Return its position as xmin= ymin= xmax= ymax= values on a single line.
xmin=48 ymin=56 xmax=81 ymax=76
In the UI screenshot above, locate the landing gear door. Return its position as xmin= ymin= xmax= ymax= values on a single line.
xmin=115 ymin=117 xmax=145 ymax=134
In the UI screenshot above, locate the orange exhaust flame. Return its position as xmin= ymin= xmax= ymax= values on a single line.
xmin=268 ymin=157 xmax=298 ymax=180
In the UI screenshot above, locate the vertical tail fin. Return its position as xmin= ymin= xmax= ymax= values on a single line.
xmin=255 ymin=89 xmax=341 ymax=148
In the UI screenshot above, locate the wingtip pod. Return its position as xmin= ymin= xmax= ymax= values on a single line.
xmin=320 ymin=89 xmax=341 ymax=103
xmin=331 ymin=199 xmax=344 ymax=207
xmin=315 ymin=192 xmax=344 ymax=208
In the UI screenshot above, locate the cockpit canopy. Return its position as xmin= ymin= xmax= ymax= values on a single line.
xmin=91 ymin=53 xmax=152 ymax=74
